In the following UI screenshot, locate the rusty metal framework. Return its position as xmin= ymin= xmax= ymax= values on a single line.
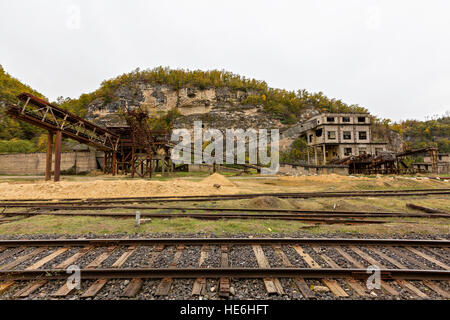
xmin=5 ymin=92 xmax=176 ymax=180
xmin=107 ymin=126 xmax=172 ymax=178
xmin=7 ymin=93 xmax=120 ymax=151
xmin=6 ymin=93 xmax=120 ymax=181
xmin=332 ymin=147 xmax=439 ymax=175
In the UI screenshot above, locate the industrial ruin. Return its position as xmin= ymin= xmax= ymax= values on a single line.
xmin=4 ymin=93 xmax=174 ymax=180
xmin=1 ymin=94 xmax=448 ymax=179
xmin=298 ymin=113 xmax=387 ymax=164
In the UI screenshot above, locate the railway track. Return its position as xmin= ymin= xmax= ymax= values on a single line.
xmin=0 ymin=188 xmax=449 ymax=204
xmin=0 ymin=210 xmax=448 ymax=225
xmin=1 ymin=195 xmax=447 ymax=225
xmin=1 ymin=198 xmax=447 ymax=224
xmin=0 ymin=237 xmax=449 ymax=299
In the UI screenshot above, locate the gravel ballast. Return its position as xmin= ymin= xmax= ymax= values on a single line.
xmin=0 ymin=232 xmax=448 ymax=300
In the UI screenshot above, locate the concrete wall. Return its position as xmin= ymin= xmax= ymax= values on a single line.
xmin=414 ymin=162 xmax=450 ymax=174
xmin=0 ymin=151 xmax=97 ymax=175
xmin=307 ymin=124 xmax=372 ymax=145
xmin=337 ymin=144 xmax=386 ymax=157
xmin=424 ymin=154 xmax=450 ymax=163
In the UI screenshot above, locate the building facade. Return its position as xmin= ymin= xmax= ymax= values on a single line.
xmin=299 ymin=113 xmax=387 ymax=165
xmin=413 ymin=153 xmax=450 ymax=174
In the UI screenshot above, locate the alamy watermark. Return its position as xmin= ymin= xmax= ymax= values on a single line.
xmin=366 ymin=265 xmax=381 ymax=291
xmin=66 ymin=4 xmax=81 ymax=30
xmin=66 ymin=265 xmax=81 ymax=290
xmin=170 ymin=121 xmax=280 ymax=174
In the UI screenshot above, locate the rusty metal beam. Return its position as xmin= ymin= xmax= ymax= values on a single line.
xmin=396 ymin=147 xmax=439 ymax=158
xmin=54 ymin=130 xmax=62 ymax=182
xmin=103 ymin=152 xmax=107 ymax=174
xmin=0 ymin=237 xmax=447 ymax=247
xmin=45 ymin=131 xmax=53 ymax=181
xmin=112 ymin=152 xmax=117 ymax=176
xmin=7 ymin=93 xmax=120 ymax=152
xmin=1 ymin=268 xmax=449 ymax=281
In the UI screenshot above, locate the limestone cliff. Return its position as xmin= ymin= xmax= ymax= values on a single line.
xmin=84 ymin=82 xmax=404 ymax=153
xmin=85 ymin=83 xmax=285 ymax=131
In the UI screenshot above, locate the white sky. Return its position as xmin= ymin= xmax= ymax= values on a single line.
xmin=1 ymin=0 xmax=449 ymax=122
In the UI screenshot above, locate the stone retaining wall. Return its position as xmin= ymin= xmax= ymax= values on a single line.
xmin=0 ymin=151 xmax=97 ymax=175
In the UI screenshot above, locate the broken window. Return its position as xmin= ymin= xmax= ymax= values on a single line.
xmin=326 ymin=117 xmax=335 ymax=122
xmin=358 ymin=131 xmax=367 ymax=140
xmin=315 ymin=128 xmax=322 ymax=137
xmin=359 ymin=148 xmax=367 ymax=155
xmin=342 ymin=117 xmax=350 ymax=122
xmin=358 ymin=117 xmax=366 ymax=123
xmin=343 ymin=131 xmax=351 ymax=140
xmin=344 ymin=148 xmax=352 ymax=156
xmin=309 ymin=134 xmax=313 ymax=143
xmin=327 ymin=131 xmax=336 ymax=139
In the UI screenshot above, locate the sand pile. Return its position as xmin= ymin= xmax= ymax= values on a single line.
xmin=200 ymin=173 xmax=235 ymax=187
xmin=249 ymin=196 xmax=287 ymax=209
xmin=279 ymin=174 xmax=352 ymax=183
xmin=0 ymin=178 xmax=238 ymax=200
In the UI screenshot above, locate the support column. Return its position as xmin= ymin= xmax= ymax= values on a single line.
xmin=54 ymin=130 xmax=62 ymax=182
xmin=323 ymin=145 xmax=326 ymax=165
xmin=314 ymin=147 xmax=318 ymax=165
xmin=45 ymin=131 xmax=53 ymax=181
xmin=103 ymin=152 xmax=107 ymax=174
xmin=112 ymin=152 xmax=117 ymax=176
xmin=148 ymin=153 xmax=153 ymax=178
xmin=307 ymin=147 xmax=310 ymax=164
xmin=168 ymin=158 xmax=173 ymax=173
xmin=131 ymin=146 xmax=135 ymax=178
xmin=430 ymin=149 xmax=438 ymax=174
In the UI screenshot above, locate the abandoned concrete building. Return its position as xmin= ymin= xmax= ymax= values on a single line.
xmin=298 ymin=113 xmax=387 ymax=165
xmin=413 ymin=153 xmax=450 ymax=174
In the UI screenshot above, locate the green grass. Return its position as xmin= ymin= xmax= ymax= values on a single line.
xmin=0 ymin=214 xmax=448 ymax=236
xmin=0 ymin=173 xmax=448 ymax=237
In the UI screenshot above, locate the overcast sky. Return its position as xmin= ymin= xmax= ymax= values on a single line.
xmin=1 ymin=0 xmax=449 ymax=122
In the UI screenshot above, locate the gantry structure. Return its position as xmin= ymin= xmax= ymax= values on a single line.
xmin=6 ymin=93 xmax=173 ymax=181
xmin=6 ymin=93 xmax=121 ymax=181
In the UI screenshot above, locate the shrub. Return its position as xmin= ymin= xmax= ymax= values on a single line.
xmin=0 ymin=139 xmax=37 ymax=153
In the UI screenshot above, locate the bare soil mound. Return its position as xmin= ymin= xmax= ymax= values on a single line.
xmin=200 ymin=173 xmax=235 ymax=187
xmin=0 ymin=178 xmax=237 ymax=200
xmin=249 ymin=196 xmax=287 ymax=209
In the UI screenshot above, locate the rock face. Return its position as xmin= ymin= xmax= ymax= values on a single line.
xmin=85 ymin=83 xmax=285 ymax=132
xmin=84 ymin=82 xmax=405 ymax=152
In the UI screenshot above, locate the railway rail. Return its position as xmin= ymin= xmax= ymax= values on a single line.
xmin=0 ymin=210 xmax=448 ymax=225
xmin=1 ymin=204 xmax=448 ymax=225
xmin=0 ymin=237 xmax=449 ymax=299
xmin=0 ymin=188 xmax=449 ymax=204
xmin=1 ymin=189 xmax=447 ymax=224
xmin=1 ymin=205 xmax=448 ymax=216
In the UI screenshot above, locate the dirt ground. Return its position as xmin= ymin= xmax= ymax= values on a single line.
xmin=0 ymin=173 xmax=448 ymax=236
xmin=0 ymin=173 xmax=448 ymax=200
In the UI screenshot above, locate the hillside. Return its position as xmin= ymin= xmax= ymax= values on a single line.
xmin=66 ymin=67 xmax=368 ymax=129
xmin=0 ymin=66 xmax=448 ymax=157
xmin=0 ymin=65 xmax=47 ymax=153
xmin=392 ymin=115 xmax=450 ymax=153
